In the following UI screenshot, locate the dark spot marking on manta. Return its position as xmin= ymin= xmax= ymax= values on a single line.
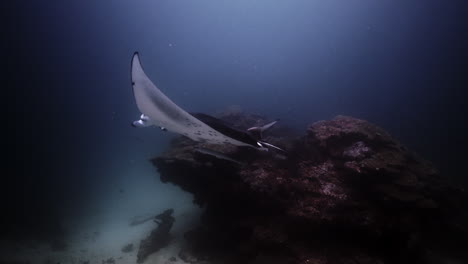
xmin=132 ymin=81 xmax=135 ymax=85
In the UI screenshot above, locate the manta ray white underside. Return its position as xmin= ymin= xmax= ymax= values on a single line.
xmin=131 ymin=52 xmax=254 ymax=147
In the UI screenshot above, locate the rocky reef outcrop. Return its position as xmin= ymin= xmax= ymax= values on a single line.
xmin=152 ymin=113 xmax=468 ymax=264
xmin=137 ymin=209 xmax=175 ymax=263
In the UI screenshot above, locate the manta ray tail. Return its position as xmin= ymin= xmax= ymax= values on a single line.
xmin=247 ymin=120 xmax=278 ymax=139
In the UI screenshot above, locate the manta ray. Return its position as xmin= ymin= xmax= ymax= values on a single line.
xmin=130 ymin=52 xmax=283 ymax=151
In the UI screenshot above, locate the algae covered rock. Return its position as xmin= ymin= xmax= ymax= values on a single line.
xmin=152 ymin=114 xmax=468 ymax=264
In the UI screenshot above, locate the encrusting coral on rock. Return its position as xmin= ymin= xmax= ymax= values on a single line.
xmin=152 ymin=112 xmax=468 ymax=264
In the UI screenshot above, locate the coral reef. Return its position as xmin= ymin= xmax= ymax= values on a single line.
xmin=152 ymin=113 xmax=468 ymax=264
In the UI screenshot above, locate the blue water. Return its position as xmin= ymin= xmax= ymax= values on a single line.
xmin=4 ymin=0 xmax=467 ymax=262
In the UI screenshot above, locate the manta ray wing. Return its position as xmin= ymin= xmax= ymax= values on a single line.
xmin=131 ymin=52 xmax=253 ymax=147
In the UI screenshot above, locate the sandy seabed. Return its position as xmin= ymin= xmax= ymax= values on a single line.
xmin=0 ymin=172 xmax=201 ymax=264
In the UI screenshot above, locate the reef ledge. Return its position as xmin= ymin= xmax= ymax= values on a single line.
xmin=152 ymin=113 xmax=468 ymax=264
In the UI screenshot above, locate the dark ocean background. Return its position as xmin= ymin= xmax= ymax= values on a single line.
xmin=4 ymin=0 xmax=467 ymax=259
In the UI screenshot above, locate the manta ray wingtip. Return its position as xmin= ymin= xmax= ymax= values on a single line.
xmin=132 ymin=52 xmax=141 ymax=65
xmin=132 ymin=52 xmax=140 ymax=63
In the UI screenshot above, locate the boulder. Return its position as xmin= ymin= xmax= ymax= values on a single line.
xmin=137 ymin=209 xmax=175 ymax=263
xmin=152 ymin=114 xmax=468 ymax=264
